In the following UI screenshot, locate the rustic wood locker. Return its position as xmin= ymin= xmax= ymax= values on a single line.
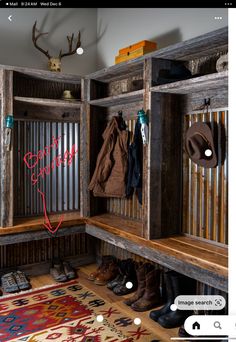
xmin=0 ymin=27 xmax=228 ymax=295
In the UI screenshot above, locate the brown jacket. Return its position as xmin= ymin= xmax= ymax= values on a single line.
xmin=88 ymin=116 xmax=129 ymax=198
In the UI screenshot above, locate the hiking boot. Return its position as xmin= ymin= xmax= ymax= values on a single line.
xmin=63 ymin=261 xmax=76 ymax=280
xmin=50 ymin=263 xmax=67 ymax=282
xmin=14 ymin=271 xmax=30 ymax=290
xmin=1 ymin=272 xmax=19 ymax=293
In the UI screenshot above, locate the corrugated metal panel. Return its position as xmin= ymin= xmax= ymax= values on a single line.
xmin=106 ymin=118 xmax=143 ymax=220
xmin=14 ymin=120 xmax=80 ymax=216
xmin=182 ymin=109 xmax=228 ymax=244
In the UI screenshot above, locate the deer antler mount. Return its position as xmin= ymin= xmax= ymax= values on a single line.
xmin=32 ymin=21 xmax=81 ymax=72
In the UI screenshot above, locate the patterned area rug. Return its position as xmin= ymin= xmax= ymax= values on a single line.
xmin=0 ymin=280 xmax=158 ymax=341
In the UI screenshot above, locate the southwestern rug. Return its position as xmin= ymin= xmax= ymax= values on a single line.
xmin=0 ymin=280 xmax=159 ymax=342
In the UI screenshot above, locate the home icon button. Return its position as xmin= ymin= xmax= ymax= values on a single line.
xmin=192 ymin=321 xmax=200 ymax=330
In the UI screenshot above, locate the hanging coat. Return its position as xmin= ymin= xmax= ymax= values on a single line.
xmin=88 ymin=116 xmax=129 ymax=198
xmin=126 ymin=119 xmax=143 ymax=204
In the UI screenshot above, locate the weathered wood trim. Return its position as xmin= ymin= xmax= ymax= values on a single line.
xmin=14 ymin=101 xmax=81 ymax=123
xmin=0 ymin=65 xmax=82 ymax=84
xmin=88 ymin=89 xmax=144 ymax=107
xmin=0 ymin=224 xmax=86 ymax=245
xmin=150 ymin=71 xmax=228 ymax=94
xmin=14 ymin=96 xmax=82 ymax=108
xmin=0 ymin=69 xmax=14 ymax=227
xmin=80 ymin=78 xmax=91 ymax=217
xmin=148 ymin=93 xmax=183 ymax=239
xmin=143 ymin=59 xmax=152 ymax=239
xmin=86 ymin=224 xmax=227 ymax=292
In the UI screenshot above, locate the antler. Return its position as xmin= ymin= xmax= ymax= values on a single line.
xmin=32 ymin=21 xmax=51 ymax=59
xmin=59 ymin=32 xmax=81 ymax=59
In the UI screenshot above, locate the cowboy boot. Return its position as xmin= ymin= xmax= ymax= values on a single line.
xmin=131 ymin=268 xmax=162 ymax=312
xmin=113 ymin=259 xmax=137 ymax=295
xmin=157 ymin=272 xmax=196 ymax=328
xmin=124 ymin=262 xmax=154 ymax=306
xmin=149 ymin=270 xmax=174 ymax=322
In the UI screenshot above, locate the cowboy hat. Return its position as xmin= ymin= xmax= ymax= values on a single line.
xmin=185 ymin=122 xmax=217 ymax=168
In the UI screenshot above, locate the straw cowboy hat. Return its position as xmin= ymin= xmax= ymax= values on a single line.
xmin=185 ymin=122 xmax=217 ymax=168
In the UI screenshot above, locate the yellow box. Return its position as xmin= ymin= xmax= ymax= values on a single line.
xmin=115 ymin=46 xmax=156 ymax=64
xmin=119 ymin=40 xmax=157 ymax=55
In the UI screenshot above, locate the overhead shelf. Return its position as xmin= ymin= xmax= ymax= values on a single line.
xmin=0 ymin=64 xmax=82 ymax=84
xmin=87 ymin=27 xmax=227 ymax=82
xmin=14 ymin=96 xmax=82 ymax=108
xmin=89 ymin=89 xmax=144 ymax=107
xmin=150 ymin=71 xmax=228 ymax=94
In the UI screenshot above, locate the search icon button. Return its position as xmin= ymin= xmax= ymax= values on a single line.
xmin=214 ymin=321 xmax=222 ymax=329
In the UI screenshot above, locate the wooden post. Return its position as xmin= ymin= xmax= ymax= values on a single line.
xmin=143 ymin=58 xmax=152 ymax=239
xmin=0 ymin=69 xmax=14 ymax=227
xmin=80 ymin=78 xmax=91 ymax=217
xmin=143 ymin=59 xmax=183 ymax=239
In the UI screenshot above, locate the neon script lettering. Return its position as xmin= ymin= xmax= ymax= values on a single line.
xmin=23 ymin=135 xmax=61 ymax=169
xmin=23 ymin=136 xmax=78 ymax=186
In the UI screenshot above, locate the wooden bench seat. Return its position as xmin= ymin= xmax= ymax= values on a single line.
xmin=86 ymin=213 xmax=228 ymax=292
xmin=0 ymin=212 xmax=228 ymax=292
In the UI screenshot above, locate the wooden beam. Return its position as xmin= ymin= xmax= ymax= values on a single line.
xmin=0 ymin=224 xmax=86 ymax=245
xmin=148 ymin=93 xmax=183 ymax=239
xmin=80 ymin=78 xmax=91 ymax=217
xmin=0 ymin=69 xmax=14 ymax=227
xmin=150 ymin=71 xmax=228 ymax=94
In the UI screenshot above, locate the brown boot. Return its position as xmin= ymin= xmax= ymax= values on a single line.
xmin=124 ymin=262 xmax=154 ymax=306
xmin=131 ymin=269 xmax=162 ymax=312
xmin=94 ymin=261 xmax=118 ymax=285
xmin=88 ymin=255 xmax=116 ymax=281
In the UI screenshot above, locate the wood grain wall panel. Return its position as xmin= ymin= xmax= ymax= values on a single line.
xmin=182 ymin=109 xmax=228 ymax=244
xmin=0 ymin=233 xmax=92 ymax=269
xmin=13 ymin=73 xmax=81 ymax=100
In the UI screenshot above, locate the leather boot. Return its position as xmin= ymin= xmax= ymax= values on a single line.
xmin=107 ymin=259 xmax=124 ymax=290
xmin=94 ymin=261 xmax=118 ymax=285
xmin=88 ymin=255 xmax=116 ymax=281
xmin=124 ymin=262 xmax=154 ymax=306
xmin=157 ymin=272 xmax=196 ymax=328
xmin=131 ymin=268 xmax=162 ymax=312
xmin=113 ymin=259 xmax=137 ymax=295
xmin=150 ymin=270 xmax=174 ymax=322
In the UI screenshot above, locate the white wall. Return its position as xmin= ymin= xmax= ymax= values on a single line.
xmin=0 ymin=8 xmax=97 ymax=75
xmin=97 ymin=8 xmax=228 ymax=69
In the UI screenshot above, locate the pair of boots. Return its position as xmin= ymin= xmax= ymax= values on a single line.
xmin=88 ymin=255 xmax=118 ymax=286
xmin=150 ymin=270 xmax=196 ymax=328
xmin=124 ymin=263 xmax=162 ymax=312
xmin=107 ymin=258 xmax=138 ymax=295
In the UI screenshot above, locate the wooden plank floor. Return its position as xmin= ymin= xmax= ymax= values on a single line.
xmin=30 ymin=263 xmax=182 ymax=342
